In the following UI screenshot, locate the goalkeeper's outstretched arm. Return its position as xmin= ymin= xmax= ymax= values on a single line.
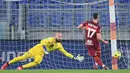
xmin=58 ymin=44 xmax=84 ymax=62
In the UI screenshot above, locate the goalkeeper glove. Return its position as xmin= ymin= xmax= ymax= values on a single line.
xmin=74 ymin=54 xmax=84 ymax=62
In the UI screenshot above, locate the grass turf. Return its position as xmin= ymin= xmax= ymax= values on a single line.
xmin=0 ymin=70 xmax=130 ymax=73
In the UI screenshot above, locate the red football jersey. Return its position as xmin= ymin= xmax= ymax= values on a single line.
xmin=82 ymin=20 xmax=101 ymax=47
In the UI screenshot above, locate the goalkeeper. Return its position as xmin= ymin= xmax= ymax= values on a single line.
xmin=1 ymin=33 xmax=84 ymax=70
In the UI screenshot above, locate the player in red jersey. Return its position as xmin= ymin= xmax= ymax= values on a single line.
xmin=77 ymin=13 xmax=109 ymax=70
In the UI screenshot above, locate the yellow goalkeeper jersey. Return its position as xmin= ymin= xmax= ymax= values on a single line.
xmin=29 ymin=37 xmax=74 ymax=59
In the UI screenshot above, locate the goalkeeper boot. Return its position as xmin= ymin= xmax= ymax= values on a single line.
xmin=93 ymin=64 xmax=98 ymax=70
xmin=17 ymin=66 xmax=23 ymax=70
xmin=1 ymin=62 xmax=9 ymax=70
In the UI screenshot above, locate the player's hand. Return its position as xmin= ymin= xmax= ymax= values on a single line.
xmin=74 ymin=54 xmax=84 ymax=62
xmin=104 ymin=41 xmax=109 ymax=44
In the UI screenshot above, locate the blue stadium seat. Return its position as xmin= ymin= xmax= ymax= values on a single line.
xmin=20 ymin=0 xmax=28 ymax=4
xmin=74 ymin=13 xmax=86 ymax=26
xmin=116 ymin=0 xmax=130 ymax=3
xmin=0 ymin=1 xmax=7 ymax=21
xmin=1 ymin=0 xmax=129 ymax=27
xmin=61 ymin=13 xmax=73 ymax=26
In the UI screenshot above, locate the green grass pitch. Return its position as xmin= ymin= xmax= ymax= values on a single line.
xmin=0 ymin=70 xmax=130 ymax=73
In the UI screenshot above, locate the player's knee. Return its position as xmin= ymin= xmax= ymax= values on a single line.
xmin=33 ymin=62 xmax=39 ymax=66
xmin=34 ymin=60 xmax=42 ymax=65
xmin=96 ymin=51 xmax=101 ymax=58
xmin=31 ymin=62 xmax=38 ymax=66
xmin=93 ymin=56 xmax=99 ymax=60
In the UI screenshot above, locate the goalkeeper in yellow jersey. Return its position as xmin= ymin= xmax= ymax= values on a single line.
xmin=1 ymin=33 xmax=84 ymax=70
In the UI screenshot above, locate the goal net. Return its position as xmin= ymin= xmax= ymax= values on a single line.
xmin=115 ymin=2 xmax=130 ymax=69
xmin=0 ymin=0 xmax=129 ymax=70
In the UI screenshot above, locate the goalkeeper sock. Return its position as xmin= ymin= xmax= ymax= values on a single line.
xmin=9 ymin=55 xmax=27 ymax=64
xmin=9 ymin=57 xmax=19 ymax=64
xmin=8 ymin=56 xmax=22 ymax=64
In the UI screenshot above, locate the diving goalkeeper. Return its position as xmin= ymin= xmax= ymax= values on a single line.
xmin=1 ymin=33 xmax=84 ymax=70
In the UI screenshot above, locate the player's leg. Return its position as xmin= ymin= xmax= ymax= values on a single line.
xmin=9 ymin=52 xmax=32 ymax=64
xmin=96 ymin=46 xmax=109 ymax=70
xmin=87 ymin=48 xmax=99 ymax=69
xmin=17 ymin=44 xmax=44 ymax=70
xmin=87 ymin=45 xmax=109 ymax=70
xmin=93 ymin=50 xmax=101 ymax=69
xmin=96 ymin=50 xmax=101 ymax=58
xmin=1 ymin=51 xmax=32 ymax=70
xmin=93 ymin=54 xmax=109 ymax=70
xmin=17 ymin=54 xmax=43 ymax=70
xmin=93 ymin=47 xmax=109 ymax=70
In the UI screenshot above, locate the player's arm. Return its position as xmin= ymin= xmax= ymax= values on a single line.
xmin=96 ymin=32 xmax=108 ymax=44
xmin=77 ymin=23 xmax=84 ymax=29
xmin=58 ymin=46 xmax=74 ymax=58
xmin=58 ymin=43 xmax=84 ymax=62
xmin=40 ymin=38 xmax=50 ymax=54
xmin=40 ymin=39 xmax=48 ymax=46
xmin=77 ymin=21 xmax=87 ymax=29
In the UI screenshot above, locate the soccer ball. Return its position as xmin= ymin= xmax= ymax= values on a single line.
xmin=113 ymin=51 xmax=121 ymax=59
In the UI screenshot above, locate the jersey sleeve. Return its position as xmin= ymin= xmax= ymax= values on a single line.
xmin=40 ymin=37 xmax=54 ymax=46
xmin=97 ymin=25 xmax=101 ymax=33
xmin=40 ymin=37 xmax=52 ymax=46
xmin=40 ymin=39 xmax=48 ymax=46
xmin=57 ymin=43 xmax=74 ymax=59
xmin=82 ymin=21 xmax=88 ymax=27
